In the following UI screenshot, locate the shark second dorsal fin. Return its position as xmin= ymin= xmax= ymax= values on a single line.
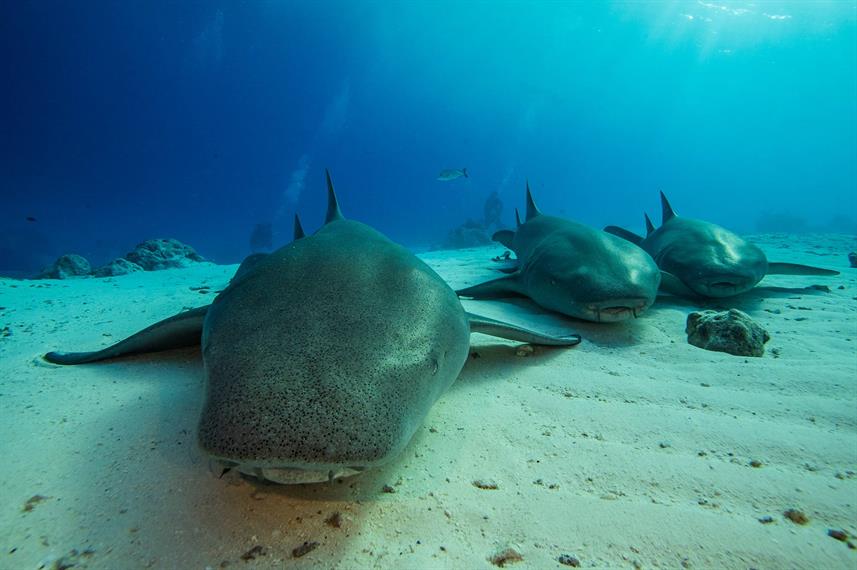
xmin=294 ymin=214 xmax=306 ymax=240
xmin=659 ymin=191 xmax=677 ymax=223
xmin=644 ymin=213 xmax=655 ymax=235
xmin=525 ymin=181 xmax=542 ymax=221
xmin=325 ymin=169 xmax=345 ymax=224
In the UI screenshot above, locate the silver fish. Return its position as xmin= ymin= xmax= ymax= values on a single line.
xmin=437 ymin=168 xmax=468 ymax=181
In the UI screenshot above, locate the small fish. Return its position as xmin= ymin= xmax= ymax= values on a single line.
xmin=26 ymin=216 xmax=37 ymax=222
xmin=437 ymin=168 xmax=468 ymax=181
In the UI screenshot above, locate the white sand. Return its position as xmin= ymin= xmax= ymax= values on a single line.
xmin=1 ymin=234 xmax=855 ymax=569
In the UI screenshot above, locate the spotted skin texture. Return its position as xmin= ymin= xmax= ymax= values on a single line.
xmin=197 ymin=219 xmax=470 ymax=471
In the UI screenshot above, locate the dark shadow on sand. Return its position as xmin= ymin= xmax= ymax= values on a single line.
xmin=655 ymin=284 xmax=833 ymax=314
xmin=55 ymin=346 xmax=372 ymax=568
xmin=450 ymin=342 xmax=572 ymax=390
xmin=463 ymin=295 xmax=662 ymax=349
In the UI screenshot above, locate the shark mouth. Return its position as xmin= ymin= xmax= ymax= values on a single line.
xmin=708 ymin=281 xmax=740 ymax=293
xmin=211 ymin=460 xmax=366 ymax=484
xmin=699 ymin=277 xmax=755 ymax=297
xmin=586 ymin=300 xmax=650 ymax=323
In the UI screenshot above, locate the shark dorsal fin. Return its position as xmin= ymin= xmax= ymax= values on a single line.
xmin=525 ymin=181 xmax=541 ymax=221
xmin=325 ymin=169 xmax=345 ymax=224
xmin=515 ymin=208 xmax=522 ymax=228
xmin=659 ymin=190 xmax=677 ymax=223
xmin=293 ymin=214 xmax=306 ymax=240
xmin=644 ymin=213 xmax=655 ymax=235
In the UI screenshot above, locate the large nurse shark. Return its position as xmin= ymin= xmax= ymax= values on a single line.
xmin=45 ymin=172 xmax=580 ymax=484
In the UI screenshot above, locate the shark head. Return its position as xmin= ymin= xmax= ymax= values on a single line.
xmin=655 ymin=219 xmax=768 ymax=298
xmin=523 ymin=232 xmax=662 ymax=323
xmin=645 ymin=192 xmax=768 ymax=298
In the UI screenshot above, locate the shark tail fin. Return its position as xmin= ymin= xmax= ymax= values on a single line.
xmin=604 ymin=225 xmax=644 ymax=246
xmin=766 ymin=262 xmax=839 ymax=276
xmin=462 ymin=168 xmax=468 ymax=178
xmin=324 ymin=169 xmax=345 ymax=224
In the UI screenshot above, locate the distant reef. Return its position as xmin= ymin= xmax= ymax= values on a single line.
xmin=34 ymin=238 xmax=206 ymax=280
xmin=36 ymin=254 xmax=91 ymax=279
xmin=92 ymin=258 xmax=144 ymax=277
xmin=435 ymin=218 xmax=494 ymax=250
xmin=123 ymin=238 xmax=205 ymax=271
xmin=432 ymin=192 xmax=505 ymax=251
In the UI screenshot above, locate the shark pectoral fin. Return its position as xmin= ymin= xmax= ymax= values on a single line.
xmin=766 ymin=262 xmax=840 ymax=276
xmin=495 ymin=264 xmax=519 ymax=274
xmin=456 ymin=275 xmax=522 ymax=299
xmin=466 ymin=313 xmax=581 ymax=346
xmin=44 ymin=305 xmax=209 ymax=365
xmin=604 ymin=226 xmax=644 ymax=246
xmin=492 ymin=229 xmax=516 ymax=248
xmin=658 ymin=271 xmax=696 ymax=297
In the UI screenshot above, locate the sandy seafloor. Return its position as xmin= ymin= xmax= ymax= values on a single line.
xmin=1 ymin=233 xmax=855 ymax=570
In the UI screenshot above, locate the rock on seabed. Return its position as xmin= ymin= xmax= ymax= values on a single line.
xmin=686 ymin=308 xmax=770 ymax=357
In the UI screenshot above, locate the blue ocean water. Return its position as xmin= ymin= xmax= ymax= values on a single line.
xmin=1 ymin=1 xmax=855 ymax=275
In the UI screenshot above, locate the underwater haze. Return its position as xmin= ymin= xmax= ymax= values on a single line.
xmin=1 ymin=0 xmax=855 ymax=275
